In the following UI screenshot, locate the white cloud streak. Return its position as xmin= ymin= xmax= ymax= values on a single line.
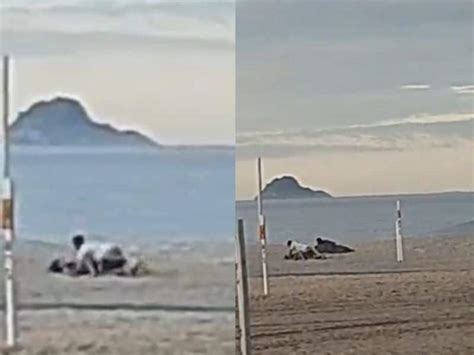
xmin=238 ymin=112 xmax=473 ymax=140
xmin=237 ymin=112 xmax=473 ymax=155
xmin=380 ymin=112 xmax=473 ymax=126
xmin=451 ymin=85 xmax=474 ymax=95
xmin=400 ymin=84 xmax=431 ymax=90
xmin=1 ymin=0 xmax=235 ymax=57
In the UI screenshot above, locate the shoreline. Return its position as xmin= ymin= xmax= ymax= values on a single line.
xmin=236 ymin=190 xmax=474 ymax=203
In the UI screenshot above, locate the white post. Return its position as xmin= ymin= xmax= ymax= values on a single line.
xmin=256 ymin=157 xmax=269 ymax=296
xmin=2 ymin=55 xmax=18 ymax=349
xmin=395 ymin=200 xmax=404 ymax=262
xmin=236 ymin=219 xmax=251 ymax=355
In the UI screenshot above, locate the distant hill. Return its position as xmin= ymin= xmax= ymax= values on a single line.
xmin=10 ymin=97 xmax=159 ymax=148
xmin=257 ymin=176 xmax=332 ymax=200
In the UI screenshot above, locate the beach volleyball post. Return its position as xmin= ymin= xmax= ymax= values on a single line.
xmin=395 ymin=200 xmax=404 ymax=262
xmin=2 ymin=55 xmax=18 ymax=349
xmin=256 ymin=157 xmax=269 ymax=295
xmin=235 ymin=219 xmax=252 ymax=355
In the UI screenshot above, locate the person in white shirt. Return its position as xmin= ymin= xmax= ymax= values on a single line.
xmin=72 ymin=235 xmax=127 ymax=276
xmin=286 ymin=240 xmax=319 ymax=260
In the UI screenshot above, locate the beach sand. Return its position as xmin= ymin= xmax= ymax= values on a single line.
xmin=1 ymin=240 xmax=234 ymax=354
xmin=240 ymin=235 xmax=474 ymax=354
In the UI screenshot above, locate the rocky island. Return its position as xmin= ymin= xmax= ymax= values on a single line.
xmin=258 ymin=176 xmax=332 ymax=200
xmin=10 ymin=97 xmax=159 ymax=148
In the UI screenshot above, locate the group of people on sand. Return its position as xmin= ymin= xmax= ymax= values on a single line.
xmin=48 ymin=234 xmax=144 ymax=277
xmin=285 ymin=237 xmax=354 ymax=260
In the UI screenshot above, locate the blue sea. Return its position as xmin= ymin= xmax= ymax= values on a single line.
xmin=5 ymin=148 xmax=473 ymax=248
xmin=7 ymin=147 xmax=234 ymax=247
xmin=236 ymin=192 xmax=474 ymax=245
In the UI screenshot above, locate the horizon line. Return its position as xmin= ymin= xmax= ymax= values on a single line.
xmin=236 ymin=189 xmax=474 ymax=202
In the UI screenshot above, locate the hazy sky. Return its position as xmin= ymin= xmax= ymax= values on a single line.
xmin=236 ymin=0 xmax=473 ymax=199
xmin=0 ymin=0 xmax=235 ymax=145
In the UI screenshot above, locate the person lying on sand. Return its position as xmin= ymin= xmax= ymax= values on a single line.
xmin=48 ymin=255 xmax=142 ymax=277
xmin=285 ymin=240 xmax=324 ymax=260
xmin=315 ymin=237 xmax=354 ymax=254
xmin=71 ymin=235 xmax=142 ymax=276
xmin=48 ymin=255 xmax=96 ymax=276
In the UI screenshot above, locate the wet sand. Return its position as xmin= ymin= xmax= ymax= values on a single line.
xmin=1 ymin=240 xmax=234 ymax=354
xmin=242 ymin=235 xmax=474 ymax=354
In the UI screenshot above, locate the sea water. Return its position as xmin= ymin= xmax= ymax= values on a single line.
xmin=7 ymin=147 xmax=234 ymax=247
xmin=236 ymin=192 xmax=474 ymax=245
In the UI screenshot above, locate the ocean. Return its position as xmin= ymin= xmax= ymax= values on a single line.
xmin=4 ymin=148 xmax=473 ymax=248
xmin=236 ymin=192 xmax=474 ymax=245
xmin=7 ymin=147 xmax=235 ymax=247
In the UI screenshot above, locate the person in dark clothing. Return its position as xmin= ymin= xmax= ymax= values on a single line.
xmin=315 ymin=237 xmax=354 ymax=254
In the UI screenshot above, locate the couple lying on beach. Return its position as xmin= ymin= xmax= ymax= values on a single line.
xmin=48 ymin=235 xmax=144 ymax=277
xmin=285 ymin=237 xmax=354 ymax=260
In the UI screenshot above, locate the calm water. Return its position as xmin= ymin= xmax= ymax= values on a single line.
xmin=236 ymin=193 xmax=474 ymax=245
xmin=8 ymin=148 xmax=234 ymax=246
xmin=5 ymin=148 xmax=473 ymax=247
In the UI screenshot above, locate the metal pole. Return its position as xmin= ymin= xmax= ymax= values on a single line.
xmin=256 ymin=157 xmax=269 ymax=295
xmin=395 ymin=200 xmax=404 ymax=262
xmin=236 ymin=219 xmax=251 ymax=355
xmin=3 ymin=56 xmax=10 ymax=177
xmin=2 ymin=55 xmax=18 ymax=349
xmin=257 ymin=158 xmax=263 ymax=217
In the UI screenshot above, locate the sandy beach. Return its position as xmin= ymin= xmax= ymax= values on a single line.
xmin=240 ymin=234 xmax=474 ymax=354
xmin=1 ymin=239 xmax=235 ymax=354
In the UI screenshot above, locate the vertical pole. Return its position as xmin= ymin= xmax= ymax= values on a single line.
xmin=2 ymin=55 xmax=17 ymax=349
xmin=395 ymin=200 xmax=404 ymax=262
xmin=257 ymin=158 xmax=263 ymax=218
xmin=236 ymin=219 xmax=251 ymax=355
xmin=256 ymin=157 xmax=269 ymax=295
xmin=3 ymin=56 xmax=10 ymax=178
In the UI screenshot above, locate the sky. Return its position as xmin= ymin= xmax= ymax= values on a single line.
xmin=236 ymin=0 xmax=473 ymax=199
xmin=0 ymin=0 xmax=235 ymax=145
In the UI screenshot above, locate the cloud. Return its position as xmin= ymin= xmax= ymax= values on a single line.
xmin=0 ymin=0 xmax=235 ymax=57
xmin=237 ymin=113 xmax=474 ymax=159
xmin=1 ymin=3 xmax=234 ymax=39
xmin=0 ymin=1 xmax=235 ymax=146
xmin=0 ymin=0 xmax=235 ymax=12
xmin=2 ymin=30 xmax=233 ymax=58
xmin=400 ymin=84 xmax=431 ymax=90
xmin=239 ymin=112 xmax=473 ymax=140
xmin=451 ymin=85 xmax=474 ymax=95
xmin=379 ymin=112 xmax=473 ymax=126
xmin=236 ymin=0 xmax=472 ymax=135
